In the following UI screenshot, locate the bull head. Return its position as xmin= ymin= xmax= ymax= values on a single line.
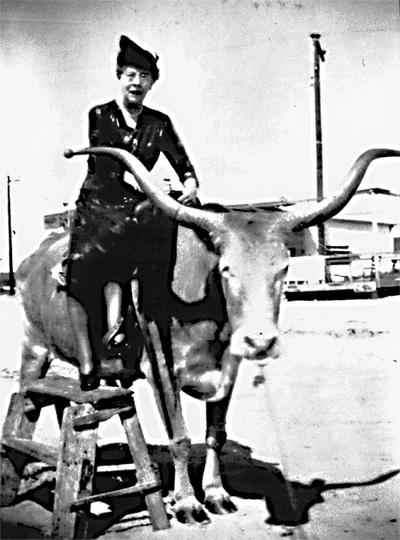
xmin=65 ymin=147 xmax=399 ymax=360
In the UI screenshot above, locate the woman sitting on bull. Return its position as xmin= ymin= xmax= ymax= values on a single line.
xmin=66 ymin=35 xmax=199 ymax=390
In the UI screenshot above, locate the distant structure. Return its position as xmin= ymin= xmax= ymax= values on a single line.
xmin=283 ymin=188 xmax=400 ymax=294
xmin=289 ymin=187 xmax=400 ymax=257
xmin=43 ymin=207 xmax=75 ymax=230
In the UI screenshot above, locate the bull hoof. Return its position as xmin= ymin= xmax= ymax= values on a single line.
xmin=204 ymin=488 xmax=237 ymax=515
xmin=172 ymin=496 xmax=210 ymax=524
xmin=80 ymin=371 xmax=100 ymax=391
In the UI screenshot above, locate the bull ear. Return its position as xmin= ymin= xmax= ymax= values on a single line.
xmin=172 ymin=226 xmax=219 ymax=303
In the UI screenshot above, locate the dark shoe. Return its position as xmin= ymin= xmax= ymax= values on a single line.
xmin=119 ymin=369 xmax=146 ymax=388
xmin=80 ymin=371 xmax=100 ymax=391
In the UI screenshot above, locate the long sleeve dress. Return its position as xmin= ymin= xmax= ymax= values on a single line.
xmin=66 ymin=100 xmax=198 ymax=347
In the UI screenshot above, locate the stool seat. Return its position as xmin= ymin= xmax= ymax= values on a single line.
xmin=24 ymin=374 xmax=132 ymax=404
xmin=1 ymin=375 xmax=170 ymax=538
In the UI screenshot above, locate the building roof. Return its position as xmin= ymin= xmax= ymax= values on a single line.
xmin=356 ymin=187 xmax=400 ymax=197
xmin=334 ymin=188 xmax=400 ymax=225
xmin=220 ymin=188 xmax=400 ymax=226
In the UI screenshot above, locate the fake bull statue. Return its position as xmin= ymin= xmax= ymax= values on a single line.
xmin=16 ymin=147 xmax=399 ymax=523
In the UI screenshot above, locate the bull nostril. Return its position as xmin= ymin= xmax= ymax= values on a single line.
xmin=266 ymin=336 xmax=277 ymax=352
xmin=244 ymin=335 xmax=254 ymax=347
xmin=244 ymin=335 xmax=263 ymax=348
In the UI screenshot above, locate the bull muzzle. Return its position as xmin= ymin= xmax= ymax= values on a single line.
xmin=230 ymin=329 xmax=280 ymax=360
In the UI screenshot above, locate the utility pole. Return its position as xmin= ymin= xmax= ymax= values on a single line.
xmin=310 ymin=33 xmax=326 ymax=255
xmin=7 ymin=175 xmax=18 ymax=296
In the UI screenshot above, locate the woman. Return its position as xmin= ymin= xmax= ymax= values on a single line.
xmin=66 ymin=35 xmax=199 ymax=390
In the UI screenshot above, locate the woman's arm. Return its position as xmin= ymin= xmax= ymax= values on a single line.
xmin=160 ymin=116 xmax=199 ymax=204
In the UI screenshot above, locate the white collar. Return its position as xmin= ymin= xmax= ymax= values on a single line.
xmin=116 ymin=97 xmax=143 ymax=129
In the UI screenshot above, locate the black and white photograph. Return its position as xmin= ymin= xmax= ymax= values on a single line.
xmin=0 ymin=1 xmax=399 ymax=538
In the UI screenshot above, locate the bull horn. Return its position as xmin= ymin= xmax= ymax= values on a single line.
xmin=289 ymin=149 xmax=400 ymax=231
xmin=64 ymin=147 xmax=223 ymax=231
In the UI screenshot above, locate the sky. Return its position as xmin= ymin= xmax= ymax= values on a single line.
xmin=0 ymin=0 xmax=399 ymax=269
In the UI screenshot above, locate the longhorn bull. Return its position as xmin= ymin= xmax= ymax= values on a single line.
xmin=16 ymin=147 xmax=399 ymax=523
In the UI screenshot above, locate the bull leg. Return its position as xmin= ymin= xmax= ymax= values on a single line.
xmin=65 ymin=296 xmax=99 ymax=390
xmin=146 ymin=323 xmax=209 ymax=524
xmin=131 ymin=281 xmax=209 ymax=524
xmin=19 ymin=330 xmax=51 ymax=388
xmin=203 ymin=387 xmax=237 ymax=514
xmin=19 ymin=320 xmax=69 ymax=426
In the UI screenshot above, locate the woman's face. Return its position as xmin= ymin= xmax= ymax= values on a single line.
xmin=119 ymin=65 xmax=154 ymax=107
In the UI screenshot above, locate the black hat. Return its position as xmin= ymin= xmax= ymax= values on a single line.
xmin=116 ymin=35 xmax=159 ymax=80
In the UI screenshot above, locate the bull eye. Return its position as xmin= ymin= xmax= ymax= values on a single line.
xmin=210 ymin=233 xmax=223 ymax=251
xmin=221 ymin=266 xmax=237 ymax=284
xmin=221 ymin=265 xmax=230 ymax=277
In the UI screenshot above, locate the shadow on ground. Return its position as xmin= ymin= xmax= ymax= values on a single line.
xmin=1 ymin=440 xmax=398 ymax=538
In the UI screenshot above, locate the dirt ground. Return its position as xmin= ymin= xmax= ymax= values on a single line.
xmin=0 ymin=295 xmax=399 ymax=539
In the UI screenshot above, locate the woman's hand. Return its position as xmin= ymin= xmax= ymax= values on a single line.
xmin=162 ymin=178 xmax=172 ymax=194
xmin=178 ymin=177 xmax=197 ymax=206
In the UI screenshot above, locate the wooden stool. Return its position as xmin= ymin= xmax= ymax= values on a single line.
xmin=0 ymin=375 xmax=170 ymax=538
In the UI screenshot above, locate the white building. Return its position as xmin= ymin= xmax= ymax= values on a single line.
xmin=284 ymin=188 xmax=400 ymax=286
xmin=310 ymin=188 xmax=400 ymax=256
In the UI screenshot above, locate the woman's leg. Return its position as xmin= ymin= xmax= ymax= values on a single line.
xmin=103 ymin=281 xmax=125 ymax=346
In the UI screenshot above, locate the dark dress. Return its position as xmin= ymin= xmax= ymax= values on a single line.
xmin=66 ymin=100 xmax=198 ymax=346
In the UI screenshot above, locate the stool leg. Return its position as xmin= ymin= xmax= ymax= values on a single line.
xmin=53 ymin=404 xmax=97 ymax=539
xmin=55 ymin=398 xmax=70 ymax=428
xmin=120 ymin=407 xmax=170 ymax=531
xmin=1 ymin=392 xmax=39 ymax=506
